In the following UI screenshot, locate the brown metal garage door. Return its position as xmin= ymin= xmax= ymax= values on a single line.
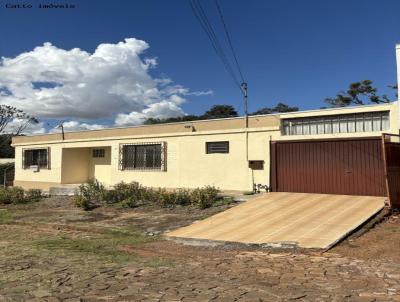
xmin=270 ymin=138 xmax=386 ymax=196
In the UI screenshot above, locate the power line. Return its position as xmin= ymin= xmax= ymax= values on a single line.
xmin=214 ymin=0 xmax=245 ymax=84
xmin=189 ymin=0 xmax=243 ymax=94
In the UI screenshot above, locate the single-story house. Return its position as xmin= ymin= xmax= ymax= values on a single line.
xmin=10 ymin=102 xmax=398 ymax=193
xmin=10 ymin=45 xmax=400 ymax=199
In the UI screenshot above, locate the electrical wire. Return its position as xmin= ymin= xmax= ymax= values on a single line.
xmin=214 ymin=0 xmax=245 ymax=84
xmin=189 ymin=0 xmax=244 ymax=94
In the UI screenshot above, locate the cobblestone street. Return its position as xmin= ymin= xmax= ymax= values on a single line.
xmin=1 ymin=199 xmax=400 ymax=301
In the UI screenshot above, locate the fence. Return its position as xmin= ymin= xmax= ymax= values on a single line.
xmin=0 ymin=162 xmax=14 ymax=187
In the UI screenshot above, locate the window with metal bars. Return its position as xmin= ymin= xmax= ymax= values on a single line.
xmin=23 ymin=148 xmax=49 ymax=169
xmin=206 ymin=141 xmax=229 ymax=154
xmin=282 ymin=111 xmax=390 ymax=136
xmin=92 ymin=149 xmax=105 ymax=158
xmin=120 ymin=143 xmax=164 ymax=170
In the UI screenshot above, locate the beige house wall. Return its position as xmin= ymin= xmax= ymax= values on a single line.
xmin=61 ymin=148 xmax=91 ymax=184
xmin=89 ymin=147 xmax=112 ymax=185
xmin=12 ymin=102 xmax=399 ymax=191
xmin=14 ymin=144 xmax=62 ymax=185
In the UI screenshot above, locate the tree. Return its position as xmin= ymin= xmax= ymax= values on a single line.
xmin=250 ymin=102 xmax=299 ymax=115
xmin=143 ymin=115 xmax=200 ymax=125
xmin=0 ymin=135 xmax=14 ymax=158
xmin=202 ymin=105 xmax=238 ymax=119
xmin=0 ymin=105 xmax=38 ymax=134
xmin=325 ymin=80 xmax=397 ymax=107
xmin=142 ymin=105 xmax=238 ymax=125
xmin=0 ymin=105 xmax=39 ymax=158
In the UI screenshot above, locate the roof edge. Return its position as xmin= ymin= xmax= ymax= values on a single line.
xmin=16 ymin=101 xmax=396 ymax=139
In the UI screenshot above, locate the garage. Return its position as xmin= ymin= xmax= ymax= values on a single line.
xmin=270 ymin=138 xmax=386 ymax=196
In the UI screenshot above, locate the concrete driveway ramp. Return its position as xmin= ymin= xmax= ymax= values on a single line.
xmin=166 ymin=192 xmax=385 ymax=249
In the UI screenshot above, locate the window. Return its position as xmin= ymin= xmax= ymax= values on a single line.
xmin=282 ymin=111 xmax=390 ymax=136
xmin=92 ymin=149 xmax=105 ymax=158
xmin=23 ymin=148 xmax=49 ymax=169
xmin=120 ymin=143 xmax=165 ymax=170
xmin=206 ymin=141 xmax=229 ymax=154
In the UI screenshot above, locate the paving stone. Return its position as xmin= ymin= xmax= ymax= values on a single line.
xmin=32 ymin=289 xmax=52 ymax=298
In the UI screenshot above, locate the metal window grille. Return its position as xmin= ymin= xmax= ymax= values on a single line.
xmin=119 ymin=142 xmax=166 ymax=171
xmin=92 ymin=149 xmax=105 ymax=158
xmin=282 ymin=111 xmax=390 ymax=136
xmin=23 ymin=148 xmax=50 ymax=169
xmin=206 ymin=141 xmax=229 ymax=154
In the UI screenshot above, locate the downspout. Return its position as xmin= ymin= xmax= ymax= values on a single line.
xmin=396 ymin=44 xmax=400 ymax=136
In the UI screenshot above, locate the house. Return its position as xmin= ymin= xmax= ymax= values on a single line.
xmin=10 ymin=45 xmax=400 ymax=197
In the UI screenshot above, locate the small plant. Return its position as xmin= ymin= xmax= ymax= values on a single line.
xmin=73 ymin=179 xmax=105 ymax=210
xmin=25 ymin=189 xmax=43 ymax=203
xmin=72 ymin=195 xmax=92 ymax=211
xmin=173 ymin=189 xmax=192 ymax=206
xmin=6 ymin=187 xmax=25 ymax=204
xmin=190 ymin=186 xmax=220 ymax=209
xmin=103 ymin=182 xmax=145 ymax=207
xmin=0 ymin=188 xmax=11 ymax=204
xmin=74 ymin=180 xmax=220 ymax=210
xmin=0 ymin=187 xmax=42 ymax=204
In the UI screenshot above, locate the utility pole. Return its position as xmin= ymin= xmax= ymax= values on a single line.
xmin=241 ymin=82 xmax=248 ymax=128
xmin=57 ymin=122 xmax=65 ymax=141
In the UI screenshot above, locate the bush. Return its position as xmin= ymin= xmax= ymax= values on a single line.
xmin=10 ymin=187 xmax=29 ymax=204
xmin=103 ymin=182 xmax=146 ymax=207
xmin=75 ymin=180 xmax=221 ymax=210
xmin=25 ymin=189 xmax=43 ymax=203
xmin=191 ymin=186 xmax=220 ymax=209
xmin=73 ymin=179 xmax=105 ymax=210
xmin=0 ymin=187 xmax=42 ymax=204
xmin=0 ymin=188 xmax=11 ymax=204
xmin=72 ymin=195 xmax=92 ymax=211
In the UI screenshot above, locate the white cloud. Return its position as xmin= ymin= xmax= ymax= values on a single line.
xmin=4 ymin=119 xmax=46 ymax=135
xmin=50 ymin=121 xmax=105 ymax=133
xmin=187 ymin=90 xmax=213 ymax=96
xmin=0 ymin=38 xmax=212 ymax=128
xmin=115 ymin=100 xmax=185 ymax=126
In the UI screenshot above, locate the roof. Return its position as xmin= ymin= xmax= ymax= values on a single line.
xmin=11 ymin=102 xmax=395 ymax=145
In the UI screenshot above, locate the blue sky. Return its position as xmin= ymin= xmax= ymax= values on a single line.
xmin=0 ymin=0 xmax=399 ymax=132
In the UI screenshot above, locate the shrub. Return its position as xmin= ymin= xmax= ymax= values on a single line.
xmin=0 ymin=188 xmax=11 ymax=204
xmin=120 ymin=196 xmax=139 ymax=208
xmin=75 ymin=180 xmax=220 ymax=210
xmin=8 ymin=187 xmax=25 ymax=204
xmin=103 ymin=182 xmax=145 ymax=207
xmin=190 ymin=186 xmax=220 ymax=209
xmin=73 ymin=179 xmax=105 ymax=210
xmin=73 ymin=195 xmax=92 ymax=211
xmin=0 ymin=187 xmax=42 ymax=204
xmin=172 ymin=189 xmax=192 ymax=206
xmin=25 ymin=189 xmax=43 ymax=203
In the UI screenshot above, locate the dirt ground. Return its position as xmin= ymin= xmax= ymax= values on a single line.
xmin=0 ymin=196 xmax=400 ymax=301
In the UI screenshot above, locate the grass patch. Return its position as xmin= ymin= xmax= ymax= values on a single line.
xmin=32 ymin=228 xmax=158 ymax=263
xmin=0 ymin=209 xmax=14 ymax=224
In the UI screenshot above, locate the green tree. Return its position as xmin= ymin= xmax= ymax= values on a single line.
xmin=143 ymin=115 xmax=200 ymax=125
xmin=325 ymin=80 xmax=397 ymax=107
xmin=0 ymin=135 xmax=14 ymax=158
xmin=0 ymin=105 xmax=38 ymax=158
xmin=142 ymin=105 xmax=238 ymax=125
xmin=201 ymin=104 xmax=238 ymax=119
xmin=250 ymin=102 xmax=299 ymax=115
